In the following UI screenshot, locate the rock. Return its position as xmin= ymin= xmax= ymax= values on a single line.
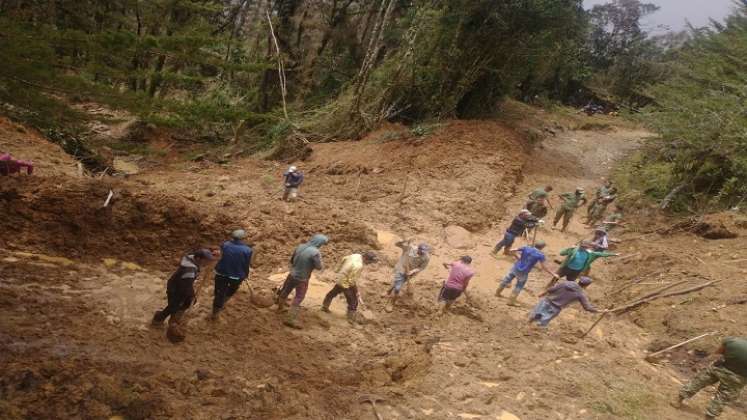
xmin=250 ymin=289 xmax=276 ymax=308
xmin=444 ymin=225 xmax=474 ymax=249
xmin=195 ymin=369 xmax=211 ymax=381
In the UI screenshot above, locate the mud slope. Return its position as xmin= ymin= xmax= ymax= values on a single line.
xmin=1 ymin=116 xmax=743 ymax=420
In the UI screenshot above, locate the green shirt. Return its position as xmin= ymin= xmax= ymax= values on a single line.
xmin=723 ymin=337 xmax=747 ymax=378
xmin=560 ymin=192 xmax=586 ymax=211
xmin=529 ymin=188 xmax=548 ymax=200
xmin=559 ymin=247 xmax=615 ymax=272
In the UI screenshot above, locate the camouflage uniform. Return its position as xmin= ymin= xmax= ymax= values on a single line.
xmin=679 ymin=365 xmax=746 ymax=418
xmin=553 ymin=192 xmax=586 ymax=231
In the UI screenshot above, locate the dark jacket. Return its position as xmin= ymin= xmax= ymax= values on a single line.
xmin=166 ymin=255 xmax=200 ymax=298
xmin=215 ymin=240 xmax=253 ymax=280
xmin=284 ymin=171 xmax=304 ymax=188
xmin=506 ymin=215 xmax=538 ymax=236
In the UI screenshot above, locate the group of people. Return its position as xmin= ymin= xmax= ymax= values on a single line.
xmin=149 ymin=169 xmax=744 ymax=419
xmin=484 ymin=182 xmax=623 ymax=328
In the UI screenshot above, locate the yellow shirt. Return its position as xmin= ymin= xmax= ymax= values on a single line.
xmin=336 ymin=254 xmax=363 ymax=288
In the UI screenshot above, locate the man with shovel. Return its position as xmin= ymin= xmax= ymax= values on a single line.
xmin=529 ymin=276 xmax=604 ymax=328
xmin=385 ymin=240 xmax=430 ymax=312
xmin=282 ymin=165 xmax=304 ymax=201
xmin=553 ymin=187 xmax=587 ymax=232
xmin=437 ymin=256 xmax=476 ymax=315
xmin=526 ymin=185 xmax=553 ymax=218
xmin=276 ymin=234 xmax=329 ymax=328
xmin=212 ymin=229 xmax=253 ymax=321
xmin=491 ymin=209 xmax=539 ymax=256
xmin=674 ymin=336 xmax=747 ymax=419
xmin=321 ymin=251 xmax=378 ymax=324
xmin=495 ymin=240 xmax=558 ymax=306
xmin=151 ymin=248 xmax=215 ymax=342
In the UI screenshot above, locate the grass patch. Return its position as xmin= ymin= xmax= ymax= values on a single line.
xmin=589 ymin=384 xmax=658 ymax=420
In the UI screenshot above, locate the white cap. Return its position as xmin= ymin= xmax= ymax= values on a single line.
xmin=231 ymin=229 xmax=246 ymax=240
xmin=288 ymin=166 xmax=297 ymax=173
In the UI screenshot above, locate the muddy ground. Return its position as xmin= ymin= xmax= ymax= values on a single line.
xmin=1 ymin=111 xmax=745 ymax=420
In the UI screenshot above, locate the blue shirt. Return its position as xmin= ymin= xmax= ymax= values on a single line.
xmin=566 ymin=248 xmax=590 ymax=271
xmin=284 ymin=171 xmax=304 ymax=187
xmin=215 ymin=240 xmax=253 ymax=280
xmin=514 ymin=246 xmax=545 ymax=273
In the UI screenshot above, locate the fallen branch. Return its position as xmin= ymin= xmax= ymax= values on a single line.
xmin=612 ymin=280 xmax=720 ymax=313
xmin=580 ymin=310 xmax=610 ymax=338
xmin=645 ymin=332 xmax=716 ymax=362
xmin=711 ymin=297 xmax=747 ymax=312
xmin=607 ymin=268 xmax=670 ymax=296
xmin=629 ymin=279 xmax=690 ymax=303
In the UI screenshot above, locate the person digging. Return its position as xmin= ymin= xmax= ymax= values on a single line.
xmin=212 ymin=229 xmax=253 ymax=322
xmin=526 ymin=185 xmax=554 ymax=218
xmin=491 ymin=209 xmax=539 ymax=257
xmin=549 ymin=240 xmax=618 ymax=288
xmin=151 ymin=249 xmax=215 ymax=342
xmin=282 ymin=165 xmax=304 ymax=201
xmin=553 ymin=187 xmax=587 ymax=232
xmin=674 ymin=336 xmax=747 ymax=419
xmin=321 ymin=251 xmax=378 ymax=325
xmin=437 ymin=256 xmax=476 ymax=316
xmin=276 ymin=234 xmax=328 ymax=328
xmin=586 ymin=179 xmax=612 ymax=220
xmin=585 ymin=190 xmax=617 ymax=227
xmin=495 ymin=240 xmax=558 ymax=306
xmin=529 ymin=276 xmax=605 ymax=329
xmin=385 ymin=240 xmax=430 ymax=313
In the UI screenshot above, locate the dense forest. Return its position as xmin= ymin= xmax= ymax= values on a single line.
xmin=0 ymin=0 xmax=745 ymax=209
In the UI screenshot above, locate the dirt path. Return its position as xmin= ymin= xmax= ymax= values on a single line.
xmin=2 ymin=117 xmax=744 ymax=420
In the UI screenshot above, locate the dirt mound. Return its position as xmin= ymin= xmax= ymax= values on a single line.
xmin=0 ymin=117 xmax=79 ymax=178
xmin=0 ymin=177 xmax=232 ymax=268
xmin=307 ymin=120 xmax=527 ymax=232
xmin=669 ymin=213 xmax=744 ymax=240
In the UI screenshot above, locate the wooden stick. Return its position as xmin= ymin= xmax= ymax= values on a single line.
xmin=580 ymin=311 xmax=608 ymax=338
xmin=102 ymin=189 xmax=114 ymax=208
xmin=612 ymin=280 xmax=720 ymax=313
xmin=645 ymin=332 xmax=716 ymax=361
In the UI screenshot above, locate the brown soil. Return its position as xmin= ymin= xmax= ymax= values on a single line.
xmin=1 ymin=112 xmax=745 ymax=420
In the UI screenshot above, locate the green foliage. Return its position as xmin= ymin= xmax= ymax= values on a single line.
xmin=586 ymin=0 xmax=666 ymax=105
xmin=635 ymin=6 xmax=747 ymax=209
xmin=0 ymin=1 xmax=266 ymax=139
xmin=367 ymin=0 xmax=590 ymax=120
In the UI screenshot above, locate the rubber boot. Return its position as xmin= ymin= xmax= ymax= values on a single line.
xmin=166 ymin=310 xmax=186 ymax=343
xmin=276 ymin=295 xmax=287 ymax=313
xmin=283 ymin=306 xmax=302 ymax=329
xmin=495 ymin=286 xmax=506 ymax=297
xmin=507 ymin=292 xmax=520 ymax=307
xmin=385 ymin=295 xmax=397 ymax=313
xmin=346 ymin=310 xmax=357 ymax=325
xmin=211 ymin=307 xmax=222 ymax=322
xmin=321 ymin=305 xmax=331 ymax=313
xmin=151 ymin=310 xmax=166 ymax=327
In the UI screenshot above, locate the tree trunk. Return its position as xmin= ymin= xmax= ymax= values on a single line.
xmin=351 ymin=0 xmax=395 ymax=116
